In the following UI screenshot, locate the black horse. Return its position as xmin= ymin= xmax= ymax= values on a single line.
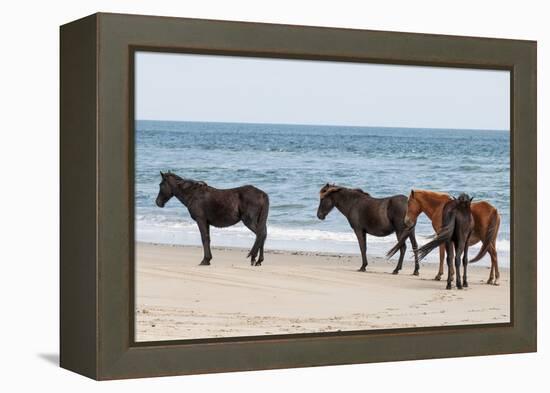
xmin=156 ymin=171 xmax=269 ymax=266
xmin=316 ymin=184 xmax=420 ymax=275
xmin=416 ymin=193 xmax=474 ymax=289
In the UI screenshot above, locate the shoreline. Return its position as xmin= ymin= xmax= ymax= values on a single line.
xmin=135 ymin=239 xmax=510 ymax=267
xmin=135 ymin=242 xmax=510 ymax=342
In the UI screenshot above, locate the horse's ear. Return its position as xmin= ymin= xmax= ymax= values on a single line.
xmin=469 ymin=196 xmax=474 ymax=202
xmin=160 ymin=171 xmax=165 ymax=179
xmin=451 ymin=195 xmax=457 ymax=200
xmin=410 ymin=189 xmax=415 ymax=198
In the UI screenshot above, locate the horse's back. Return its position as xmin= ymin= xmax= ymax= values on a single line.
xmin=390 ymin=194 xmax=408 ymax=205
xmin=196 ymin=185 xmax=268 ymax=227
xmin=209 ymin=184 xmax=267 ymax=197
xmin=356 ymin=193 xmax=408 ymax=235
xmin=237 ymin=184 xmax=267 ymax=194
xmin=231 ymin=185 xmax=269 ymax=212
xmin=234 ymin=185 xmax=268 ymax=201
xmin=471 ymin=200 xmax=498 ymax=216
xmin=471 ymin=200 xmax=498 ymax=229
xmin=366 ymin=194 xmax=407 ymax=206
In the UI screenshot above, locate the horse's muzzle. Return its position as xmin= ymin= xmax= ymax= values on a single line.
xmin=156 ymin=198 xmax=165 ymax=208
xmin=317 ymin=212 xmax=326 ymax=220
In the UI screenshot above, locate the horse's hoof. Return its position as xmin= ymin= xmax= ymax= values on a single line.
xmin=492 ymin=281 xmax=500 ymax=286
xmin=357 ymin=268 xmax=366 ymax=272
xmin=199 ymin=261 xmax=211 ymax=266
xmin=457 ymin=285 xmax=463 ymax=290
xmin=434 ymin=275 xmax=442 ymax=281
xmin=392 ymin=269 xmax=399 ymax=275
xmin=486 ymin=278 xmax=494 ymax=285
xmin=255 ymin=262 xmax=262 ymax=266
xmin=413 ymin=271 xmax=419 ymax=276
xmin=446 ymin=283 xmax=452 ymax=290
xmin=463 ymin=282 xmax=468 ymax=288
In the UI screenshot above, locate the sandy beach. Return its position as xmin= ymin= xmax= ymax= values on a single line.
xmin=135 ymin=242 xmax=510 ymax=342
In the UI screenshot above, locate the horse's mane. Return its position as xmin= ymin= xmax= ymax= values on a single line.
xmin=165 ymin=172 xmax=183 ymax=181
xmin=414 ymin=189 xmax=451 ymax=199
xmin=166 ymin=172 xmax=208 ymax=188
xmin=320 ymin=184 xmax=371 ymax=198
xmin=350 ymin=188 xmax=371 ymax=197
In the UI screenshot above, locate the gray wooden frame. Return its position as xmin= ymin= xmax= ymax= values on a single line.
xmin=60 ymin=12 xmax=536 ymax=380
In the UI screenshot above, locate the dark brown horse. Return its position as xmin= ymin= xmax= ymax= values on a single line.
xmin=156 ymin=172 xmax=269 ymax=266
xmin=415 ymin=193 xmax=474 ymax=290
xmin=387 ymin=189 xmax=501 ymax=285
xmin=316 ymin=184 xmax=419 ymax=274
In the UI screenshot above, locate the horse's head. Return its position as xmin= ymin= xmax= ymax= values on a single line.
xmin=156 ymin=171 xmax=174 ymax=208
xmin=456 ymin=193 xmax=474 ymax=208
xmin=317 ymin=183 xmax=341 ymax=220
xmin=404 ymin=189 xmax=422 ymax=227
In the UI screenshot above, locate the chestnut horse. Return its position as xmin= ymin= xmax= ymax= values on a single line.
xmin=388 ymin=189 xmax=501 ymax=285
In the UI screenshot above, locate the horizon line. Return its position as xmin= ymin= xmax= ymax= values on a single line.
xmin=135 ymin=118 xmax=509 ymax=132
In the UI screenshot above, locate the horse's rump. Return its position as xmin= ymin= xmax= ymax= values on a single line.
xmin=416 ymin=205 xmax=458 ymax=261
xmin=470 ymin=206 xmax=500 ymax=263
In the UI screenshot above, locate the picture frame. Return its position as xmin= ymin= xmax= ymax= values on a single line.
xmin=60 ymin=12 xmax=536 ymax=380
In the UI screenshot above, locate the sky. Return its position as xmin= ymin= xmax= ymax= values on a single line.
xmin=135 ymin=51 xmax=510 ymax=130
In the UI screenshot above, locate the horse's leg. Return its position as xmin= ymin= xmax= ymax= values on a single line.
xmin=197 ymin=220 xmax=212 ymax=265
xmin=487 ymin=262 xmax=495 ymax=285
xmin=486 ymin=243 xmax=495 ymax=284
xmin=258 ymin=225 xmax=267 ymax=265
xmin=409 ymin=231 xmax=420 ymax=276
xmin=462 ymin=242 xmax=469 ymax=288
xmin=355 ymin=229 xmax=368 ymax=272
xmin=392 ymin=232 xmax=406 ymax=275
xmin=249 ymin=234 xmax=259 ymax=266
xmin=392 ymin=231 xmax=406 ymax=274
xmin=448 ymin=246 xmax=455 ymax=281
xmin=445 ymin=242 xmax=453 ymax=290
xmin=242 ymin=215 xmax=263 ymax=266
xmin=489 ymin=246 xmax=500 ymax=285
xmin=254 ymin=226 xmax=267 ymax=266
xmin=435 ymin=244 xmax=445 ymax=280
xmin=244 ymin=198 xmax=269 ymax=267
xmin=455 ymin=242 xmax=464 ymax=290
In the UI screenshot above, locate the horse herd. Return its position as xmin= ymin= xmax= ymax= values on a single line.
xmin=155 ymin=171 xmax=501 ymax=289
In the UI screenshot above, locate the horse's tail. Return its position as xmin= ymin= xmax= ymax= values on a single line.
xmin=386 ymin=228 xmax=412 ymax=259
xmin=469 ymin=209 xmax=500 ymax=263
xmin=417 ymin=212 xmax=457 ymax=262
xmin=247 ymin=193 xmax=269 ymax=258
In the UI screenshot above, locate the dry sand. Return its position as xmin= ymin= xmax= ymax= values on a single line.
xmin=135 ymin=242 xmax=510 ymax=342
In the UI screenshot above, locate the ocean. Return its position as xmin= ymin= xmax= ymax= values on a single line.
xmin=135 ymin=120 xmax=510 ymax=267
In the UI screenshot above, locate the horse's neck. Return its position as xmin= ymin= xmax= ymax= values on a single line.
xmin=334 ymin=189 xmax=364 ymax=216
xmin=174 ymin=191 xmax=190 ymax=206
xmin=172 ymin=181 xmax=194 ymax=206
xmin=419 ymin=192 xmax=450 ymax=219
